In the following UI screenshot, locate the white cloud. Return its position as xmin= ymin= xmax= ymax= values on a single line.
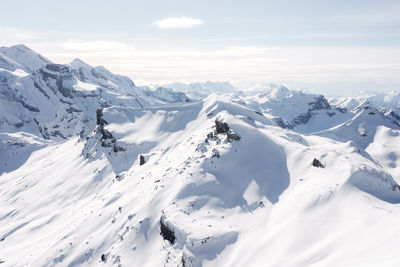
xmin=153 ymin=17 xmax=203 ymax=29
xmin=61 ymin=40 xmax=131 ymax=51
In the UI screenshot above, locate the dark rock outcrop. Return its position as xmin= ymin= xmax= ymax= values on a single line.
xmin=215 ymin=119 xmax=229 ymax=134
xmin=160 ymin=216 xmax=175 ymax=244
xmin=96 ymin=108 xmax=125 ymax=152
xmin=139 ymin=155 xmax=146 ymax=166
xmin=312 ymin=158 xmax=324 ymax=168
xmin=213 ymin=119 xmax=241 ymax=141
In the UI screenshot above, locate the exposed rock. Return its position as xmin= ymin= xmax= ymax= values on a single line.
xmin=215 ymin=119 xmax=229 ymax=134
xmin=327 ymin=112 xmax=335 ymax=117
xmin=254 ymin=111 xmax=264 ymax=116
xmin=206 ymin=119 xmax=241 ymax=142
xmin=160 ymin=216 xmax=175 ymax=244
xmin=140 ymin=155 xmax=146 ymax=165
xmin=309 ymin=95 xmax=331 ymax=111
xmin=212 ymin=149 xmax=220 ymax=158
xmin=336 ymin=107 xmax=347 ymax=113
xmin=101 ymin=254 xmax=106 ymax=262
xmin=96 ymin=108 xmax=107 ymax=127
xmin=312 ymin=158 xmax=324 ymax=168
xmin=96 ymin=108 xmax=125 ymax=152
xmin=273 ymin=118 xmax=293 ymax=129
xmin=293 ymin=111 xmax=313 ymax=125
xmin=227 ymin=131 xmax=241 ymax=141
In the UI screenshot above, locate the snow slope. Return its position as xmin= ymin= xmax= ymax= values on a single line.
xmin=1 ymin=45 xmax=400 ymax=267
xmin=1 ymin=94 xmax=400 ymax=266
xmin=366 ymin=125 xmax=400 ymax=184
xmin=316 ymin=104 xmax=400 ymax=149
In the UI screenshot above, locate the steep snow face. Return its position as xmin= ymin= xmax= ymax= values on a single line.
xmin=2 ymin=94 xmax=400 ymax=267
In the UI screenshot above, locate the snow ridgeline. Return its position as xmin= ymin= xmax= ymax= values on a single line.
xmin=1 ymin=45 xmax=400 ymax=266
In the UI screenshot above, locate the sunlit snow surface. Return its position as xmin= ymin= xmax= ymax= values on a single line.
xmin=1 ymin=45 xmax=400 ymax=267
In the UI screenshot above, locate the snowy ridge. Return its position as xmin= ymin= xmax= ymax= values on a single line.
xmin=1 ymin=45 xmax=400 ymax=267
xmin=0 ymin=44 xmax=51 ymax=72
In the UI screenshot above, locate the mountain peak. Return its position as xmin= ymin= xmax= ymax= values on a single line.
xmin=0 ymin=44 xmax=30 ymax=52
xmin=10 ymin=44 xmax=31 ymax=51
xmin=69 ymin=58 xmax=92 ymax=69
xmin=269 ymin=85 xmax=292 ymax=99
xmin=0 ymin=44 xmax=51 ymax=72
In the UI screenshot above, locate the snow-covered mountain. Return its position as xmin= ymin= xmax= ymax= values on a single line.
xmin=331 ymin=92 xmax=400 ymax=111
xmin=230 ymin=85 xmax=352 ymax=133
xmin=161 ymin=81 xmax=236 ymax=100
xmin=1 ymin=45 xmax=400 ymax=267
xmin=0 ymin=45 xmax=191 ymax=141
xmin=138 ymin=86 xmax=193 ymax=104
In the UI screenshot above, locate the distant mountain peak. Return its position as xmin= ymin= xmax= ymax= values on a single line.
xmin=10 ymin=44 xmax=32 ymax=51
xmin=69 ymin=58 xmax=92 ymax=69
xmin=269 ymin=85 xmax=292 ymax=99
xmin=0 ymin=44 xmax=51 ymax=72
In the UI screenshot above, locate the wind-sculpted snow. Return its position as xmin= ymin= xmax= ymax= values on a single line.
xmin=2 ymin=45 xmax=400 ymax=266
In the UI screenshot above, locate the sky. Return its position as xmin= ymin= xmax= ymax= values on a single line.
xmin=1 ymin=0 xmax=400 ymax=95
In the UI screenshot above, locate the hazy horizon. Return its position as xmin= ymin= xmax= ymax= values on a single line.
xmin=1 ymin=0 xmax=399 ymax=95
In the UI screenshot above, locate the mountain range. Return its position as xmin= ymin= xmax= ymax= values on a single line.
xmin=1 ymin=45 xmax=400 ymax=267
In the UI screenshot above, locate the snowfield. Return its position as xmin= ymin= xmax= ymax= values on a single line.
xmin=1 ymin=45 xmax=400 ymax=267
